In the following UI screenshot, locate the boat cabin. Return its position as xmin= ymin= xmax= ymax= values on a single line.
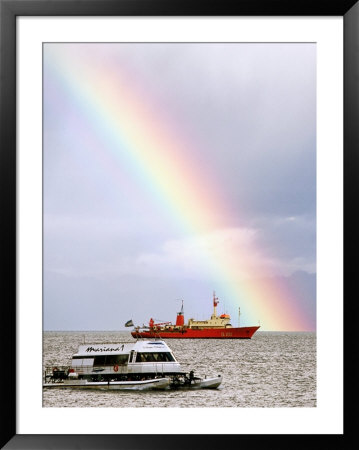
xmin=69 ymin=340 xmax=183 ymax=380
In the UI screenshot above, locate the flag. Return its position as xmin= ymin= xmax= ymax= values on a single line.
xmin=125 ymin=319 xmax=134 ymax=327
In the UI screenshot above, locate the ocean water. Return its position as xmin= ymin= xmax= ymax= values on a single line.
xmin=43 ymin=331 xmax=316 ymax=408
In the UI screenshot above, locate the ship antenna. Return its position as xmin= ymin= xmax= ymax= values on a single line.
xmin=238 ymin=307 xmax=241 ymax=327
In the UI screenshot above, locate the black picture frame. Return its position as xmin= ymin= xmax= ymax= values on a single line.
xmin=1 ymin=1 xmax=356 ymax=448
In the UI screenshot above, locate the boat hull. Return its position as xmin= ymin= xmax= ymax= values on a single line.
xmin=132 ymin=326 xmax=260 ymax=339
xmin=43 ymin=376 xmax=222 ymax=391
xmin=198 ymin=376 xmax=222 ymax=389
xmin=43 ymin=377 xmax=171 ymax=391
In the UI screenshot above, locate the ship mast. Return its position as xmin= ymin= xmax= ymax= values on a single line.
xmin=213 ymin=291 xmax=219 ymax=317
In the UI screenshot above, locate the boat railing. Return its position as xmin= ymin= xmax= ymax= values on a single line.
xmin=44 ymin=365 xmax=69 ymax=373
xmin=43 ymin=365 xmax=70 ymax=381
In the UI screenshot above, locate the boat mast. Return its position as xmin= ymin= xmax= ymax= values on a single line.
xmin=213 ymin=291 xmax=219 ymax=317
xmin=238 ymin=307 xmax=241 ymax=327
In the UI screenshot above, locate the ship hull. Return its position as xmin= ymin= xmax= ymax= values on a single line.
xmin=132 ymin=326 xmax=260 ymax=339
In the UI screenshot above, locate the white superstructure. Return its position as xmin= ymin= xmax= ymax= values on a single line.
xmin=70 ymin=340 xmax=183 ymax=378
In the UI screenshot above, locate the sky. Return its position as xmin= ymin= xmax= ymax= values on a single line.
xmin=43 ymin=43 xmax=316 ymax=331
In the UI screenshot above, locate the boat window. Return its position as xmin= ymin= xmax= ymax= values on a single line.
xmin=136 ymin=353 xmax=147 ymax=362
xmin=94 ymin=355 xmax=106 ymax=366
xmin=135 ymin=352 xmax=175 ymax=362
xmin=81 ymin=358 xmax=94 ymax=366
xmin=93 ymin=354 xmax=129 ymax=366
xmin=71 ymin=357 xmax=94 ymax=367
xmin=146 ymin=353 xmax=156 ymax=362
xmin=162 ymin=352 xmax=175 ymax=362
xmin=129 ymin=350 xmax=135 ymax=363
xmin=106 ymin=354 xmax=129 ymax=366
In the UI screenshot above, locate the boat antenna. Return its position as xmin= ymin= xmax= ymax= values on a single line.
xmin=238 ymin=307 xmax=240 ymax=328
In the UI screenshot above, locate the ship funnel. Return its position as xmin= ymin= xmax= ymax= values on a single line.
xmin=175 ymin=300 xmax=184 ymax=326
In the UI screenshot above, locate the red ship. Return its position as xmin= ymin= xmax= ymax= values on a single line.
xmin=131 ymin=292 xmax=260 ymax=339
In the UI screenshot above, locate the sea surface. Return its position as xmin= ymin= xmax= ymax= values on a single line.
xmin=43 ymin=331 xmax=316 ymax=408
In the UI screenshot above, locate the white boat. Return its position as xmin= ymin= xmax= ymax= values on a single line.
xmin=43 ymin=339 xmax=222 ymax=391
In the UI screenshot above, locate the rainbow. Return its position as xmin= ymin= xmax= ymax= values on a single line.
xmin=44 ymin=44 xmax=314 ymax=331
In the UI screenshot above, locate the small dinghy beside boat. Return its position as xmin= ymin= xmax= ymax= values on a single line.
xmin=43 ymin=339 xmax=222 ymax=391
